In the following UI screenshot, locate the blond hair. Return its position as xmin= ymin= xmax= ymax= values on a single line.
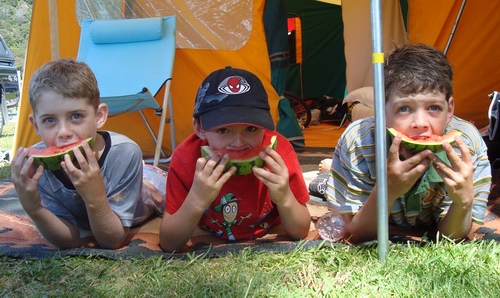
xmin=29 ymin=59 xmax=100 ymax=113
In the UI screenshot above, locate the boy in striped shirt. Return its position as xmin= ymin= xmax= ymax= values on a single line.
xmin=327 ymin=44 xmax=491 ymax=243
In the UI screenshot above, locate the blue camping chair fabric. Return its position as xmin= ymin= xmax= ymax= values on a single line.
xmin=77 ymin=16 xmax=176 ymax=166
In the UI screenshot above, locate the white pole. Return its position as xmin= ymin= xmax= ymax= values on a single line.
xmin=48 ymin=0 xmax=60 ymax=61
xmin=370 ymin=0 xmax=389 ymax=262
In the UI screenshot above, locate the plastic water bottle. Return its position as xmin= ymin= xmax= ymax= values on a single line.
xmin=315 ymin=211 xmax=348 ymax=242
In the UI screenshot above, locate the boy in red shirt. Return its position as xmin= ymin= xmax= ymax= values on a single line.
xmin=160 ymin=67 xmax=310 ymax=252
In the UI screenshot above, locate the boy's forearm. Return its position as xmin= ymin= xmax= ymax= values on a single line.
xmin=437 ymin=203 xmax=472 ymax=240
xmin=275 ymin=190 xmax=311 ymax=240
xmin=347 ymin=186 xmax=397 ymax=243
xmin=347 ymin=198 xmax=379 ymax=243
xmin=85 ymin=199 xmax=129 ymax=249
xmin=27 ymin=207 xmax=81 ymax=249
xmin=160 ymin=196 xmax=208 ymax=253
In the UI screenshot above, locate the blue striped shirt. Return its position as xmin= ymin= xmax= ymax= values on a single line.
xmin=326 ymin=116 xmax=491 ymax=227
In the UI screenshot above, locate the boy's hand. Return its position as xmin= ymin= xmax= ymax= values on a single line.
xmin=190 ymin=153 xmax=236 ymax=208
xmin=10 ymin=147 xmax=44 ymax=213
xmin=252 ymin=147 xmax=290 ymax=204
xmin=61 ymin=140 xmax=107 ymax=204
xmin=387 ymin=134 xmax=432 ymax=201
xmin=430 ymin=136 xmax=474 ymax=208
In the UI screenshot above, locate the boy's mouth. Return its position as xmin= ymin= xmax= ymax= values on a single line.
xmin=408 ymin=135 xmax=432 ymax=141
xmin=225 ymin=145 xmax=252 ymax=151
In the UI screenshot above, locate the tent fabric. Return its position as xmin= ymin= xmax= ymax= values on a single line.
xmin=14 ymin=0 xmax=278 ymax=157
xmin=264 ymin=0 xmax=305 ymax=148
xmin=408 ymin=0 xmax=500 ymax=129
xmin=13 ymin=0 xmax=500 ymax=153
xmin=343 ymin=0 xmax=408 ymax=93
xmin=286 ymin=0 xmax=346 ymax=99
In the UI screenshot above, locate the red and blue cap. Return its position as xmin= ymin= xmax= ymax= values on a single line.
xmin=193 ymin=66 xmax=274 ymax=131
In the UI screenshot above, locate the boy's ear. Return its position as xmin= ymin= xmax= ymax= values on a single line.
xmin=447 ymin=96 xmax=455 ymax=122
xmin=96 ymin=103 xmax=109 ymax=129
xmin=28 ymin=114 xmax=40 ymax=136
xmin=193 ymin=118 xmax=207 ymax=140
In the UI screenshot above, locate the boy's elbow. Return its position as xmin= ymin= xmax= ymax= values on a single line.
xmin=159 ymin=227 xmax=184 ymax=253
xmin=290 ymin=229 xmax=309 ymax=240
xmin=160 ymin=243 xmax=175 ymax=253
xmin=99 ymin=240 xmax=126 ymax=250
xmin=159 ymin=237 xmax=183 ymax=253
xmin=97 ymin=236 xmax=129 ymax=250
xmin=286 ymin=222 xmax=310 ymax=240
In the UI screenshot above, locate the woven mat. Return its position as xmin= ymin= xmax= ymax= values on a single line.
xmin=1 ymin=171 xmax=499 ymax=260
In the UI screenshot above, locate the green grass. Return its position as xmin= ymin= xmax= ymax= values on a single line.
xmin=0 ymin=121 xmax=15 ymax=180
xmin=1 ymin=239 xmax=500 ymax=297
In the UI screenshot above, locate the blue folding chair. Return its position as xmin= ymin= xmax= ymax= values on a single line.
xmin=77 ymin=16 xmax=176 ymax=166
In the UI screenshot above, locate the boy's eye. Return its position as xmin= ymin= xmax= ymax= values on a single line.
xmin=429 ymin=105 xmax=440 ymax=111
xmin=72 ymin=114 xmax=82 ymax=120
xmin=398 ymin=106 xmax=410 ymax=113
xmin=246 ymin=126 xmax=257 ymax=132
xmin=215 ymin=128 xmax=229 ymax=134
xmin=43 ymin=117 xmax=55 ymax=124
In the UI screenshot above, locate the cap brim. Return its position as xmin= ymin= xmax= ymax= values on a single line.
xmin=200 ymin=106 xmax=274 ymax=131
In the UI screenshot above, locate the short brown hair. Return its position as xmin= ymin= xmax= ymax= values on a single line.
xmin=384 ymin=43 xmax=453 ymax=101
xmin=28 ymin=59 xmax=100 ymax=113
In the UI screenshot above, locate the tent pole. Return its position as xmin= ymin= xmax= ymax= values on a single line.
xmin=48 ymin=0 xmax=60 ymax=60
xmin=444 ymin=0 xmax=467 ymax=55
xmin=370 ymin=0 xmax=389 ymax=262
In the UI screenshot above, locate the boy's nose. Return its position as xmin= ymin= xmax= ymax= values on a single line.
xmin=232 ymin=133 xmax=246 ymax=146
xmin=57 ymin=122 xmax=73 ymax=139
xmin=412 ymin=111 xmax=429 ymax=129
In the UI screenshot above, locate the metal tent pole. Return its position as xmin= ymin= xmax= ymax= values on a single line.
xmin=48 ymin=0 xmax=60 ymax=61
xmin=370 ymin=0 xmax=389 ymax=262
xmin=444 ymin=0 xmax=467 ymax=55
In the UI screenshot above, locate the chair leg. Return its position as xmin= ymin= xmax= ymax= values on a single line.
xmin=139 ymin=110 xmax=167 ymax=157
xmin=337 ymin=114 xmax=348 ymax=129
xmin=153 ymin=79 xmax=172 ymax=166
xmin=147 ymin=93 xmax=176 ymax=164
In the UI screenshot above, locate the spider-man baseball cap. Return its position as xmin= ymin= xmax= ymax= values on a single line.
xmin=193 ymin=66 xmax=274 ymax=131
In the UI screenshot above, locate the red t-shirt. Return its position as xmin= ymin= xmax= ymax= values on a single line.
xmin=165 ymin=131 xmax=309 ymax=240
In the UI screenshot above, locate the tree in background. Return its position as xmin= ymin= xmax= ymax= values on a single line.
xmin=0 ymin=0 xmax=33 ymax=74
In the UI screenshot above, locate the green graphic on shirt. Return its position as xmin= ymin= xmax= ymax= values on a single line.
xmin=211 ymin=193 xmax=252 ymax=240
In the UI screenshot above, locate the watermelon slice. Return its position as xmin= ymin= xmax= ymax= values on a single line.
xmin=200 ymin=135 xmax=278 ymax=175
xmin=387 ymin=128 xmax=461 ymax=153
xmin=28 ymin=137 xmax=95 ymax=171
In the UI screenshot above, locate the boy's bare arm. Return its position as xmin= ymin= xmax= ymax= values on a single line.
xmin=11 ymin=148 xmax=82 ymax=248
xmin=273 ymin=189 xmax=311 ymax=239
xmin=159 ymin=199 xmax=208 ymax=253
xmin=25 ymin=206 xmax=82 ymax=249
xmin=63 ymin=142 xmax=129 ymax=249
xmin=253 ymin=148 xmax=310 ymax=239
xmin=83 ymin=198 xmax=130 ymax=249
xmin=160 ymin=155 xmax=236 ymax=252
xmin=432 ymin=137 xmax=475 ymax=239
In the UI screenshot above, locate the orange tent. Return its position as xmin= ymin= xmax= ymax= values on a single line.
xmin=14 ymin=0 xmax=278 ymax=157
xmin=14 ymin=0 xmax=500 ymax=154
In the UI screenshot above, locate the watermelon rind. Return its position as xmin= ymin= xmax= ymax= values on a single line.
xmin=387 ymin=128 xmax=460 ymax=153
xmin=29 ymin=137 xmax=95 ymax=171
xmin=200 ymin=135 xmax=278 ymax=175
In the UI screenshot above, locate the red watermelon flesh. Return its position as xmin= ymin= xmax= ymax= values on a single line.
xmin=387 ymin=128 xmax=461 ymax=152
xmin=28 ymin=137 xmax=95 ymax=171
xmin=200 ymin=135 xmax=277 ymax=175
